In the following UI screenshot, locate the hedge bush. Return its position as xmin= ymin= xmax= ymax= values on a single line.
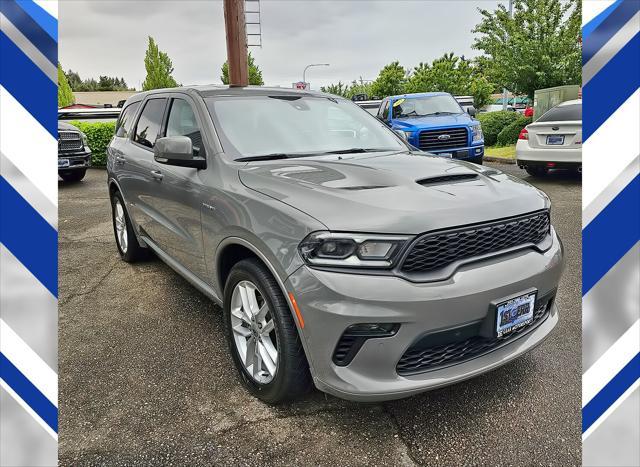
xmin=476 ymin=111 xmax=520 ymax=146
xmin=69 ymin=120 xmax=116 ymax=166
xmin=496 ymin=116 xmax=532 ymax=147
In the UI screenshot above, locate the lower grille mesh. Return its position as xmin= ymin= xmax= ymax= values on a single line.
xmin=396 ymin=298 xmax=552 ymax=375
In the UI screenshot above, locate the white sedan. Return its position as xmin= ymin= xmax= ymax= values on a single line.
xmin=516 ymin=99 xmax=582 ymax=176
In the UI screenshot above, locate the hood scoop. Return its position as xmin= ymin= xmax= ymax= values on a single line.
xmin=416 ymin=173 xmax=479 ymax=186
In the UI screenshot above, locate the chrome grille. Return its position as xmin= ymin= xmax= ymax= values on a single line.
xmin=418 ymin=127 xmax=468 ymax=151
xmin=401 ymin=211 xmax=550 ymax=274
xmin=58 ymin=131 xmax=83 ymax=153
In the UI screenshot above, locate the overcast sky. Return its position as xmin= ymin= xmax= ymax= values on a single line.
xmin=60 ymin=0 xmax=502 ymax=91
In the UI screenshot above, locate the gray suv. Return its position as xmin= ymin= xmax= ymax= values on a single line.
xmin=107 ymin=86 xmax=564 ymax=403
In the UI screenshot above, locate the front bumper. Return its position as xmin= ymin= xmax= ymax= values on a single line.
xmin=58 ymin=151 xmax=91 ymax=171
xmin=286 ymin=228 xmax=563 ymax=402
xmin=430 ymin=145 xmax=484 ymax=161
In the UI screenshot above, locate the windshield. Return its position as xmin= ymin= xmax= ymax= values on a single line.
xmin=205 ymin=95 xmax=405 ymax=159
xmin=392 ymin=95 xmax=463 ymax=118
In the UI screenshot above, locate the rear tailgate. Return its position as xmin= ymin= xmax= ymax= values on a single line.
xmin=527 ymin=121 xmax=582 ymax=149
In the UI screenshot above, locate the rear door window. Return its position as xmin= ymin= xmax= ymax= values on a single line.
xmin=115 ymin=102 xmax=140 ymax=138
xmin=538 ymin=103 xmax=582 ymax=122
xmin=134 ymin=98 xmax=167 ymax=149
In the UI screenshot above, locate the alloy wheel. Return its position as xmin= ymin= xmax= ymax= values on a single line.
xmin=230 ymin=280 xmax=279 ymax=384
xmin=114 ymin=199 xmax=128 ymax=253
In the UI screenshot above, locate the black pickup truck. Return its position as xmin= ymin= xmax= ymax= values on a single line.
xmin=58 ymin=121 xmax=91 ymax=182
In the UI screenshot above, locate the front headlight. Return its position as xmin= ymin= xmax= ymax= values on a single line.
xmin=472 ymin=125 xmax=483 ymax=142
xmin=298 ymin=232 xmax=411 ymax=268
xmin=403 ymin=131 xmax=413 ymax=140
xmin=81 ymin=132 xmax=89 ymax=150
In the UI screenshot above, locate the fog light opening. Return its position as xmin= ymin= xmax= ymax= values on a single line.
xmin=345 ymin=323 xmax=399 ymax=336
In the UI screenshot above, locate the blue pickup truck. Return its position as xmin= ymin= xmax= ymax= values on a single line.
xmin=375 ymin=92 xmax=484 ymax=164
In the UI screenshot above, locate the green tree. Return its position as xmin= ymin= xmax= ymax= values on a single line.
xmin=221 ymin=52 xmax=264 ymax=85
xmin=370 ymin=61 xmax=407 ymax=98
xmin=58 ymin=63 xmax=75 ymax=108
xmin=472 ymin=0 xmax=581 ymax=98
xmin=320 ymin=81 xmax=351 ymax=97
xmin=142 ymin=36 xmax=178 ymax=91
xmin=347 ymin=80 xmax=374 ymax=99
xmin=65 ymin=69 xmax=82 ymax=91
xmin=405 ymin=53 xmax=494 ymax=108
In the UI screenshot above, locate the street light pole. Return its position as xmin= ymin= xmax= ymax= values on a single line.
xmin=302 ymin=63 xmax=330 ymax=88
xmin=502 ymin=0 xmax=513 ymax=110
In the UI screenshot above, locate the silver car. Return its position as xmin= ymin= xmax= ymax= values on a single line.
xmin=107 ymin=86 xmax=564 ymax=403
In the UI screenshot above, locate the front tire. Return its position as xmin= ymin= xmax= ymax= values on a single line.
xmin=59 ymin=169 xmax=86 ymax=182
xmin=110 ymin=191 xmax=147 ymax=262
xmin=223 ymin=258 xmax=311 ymax=404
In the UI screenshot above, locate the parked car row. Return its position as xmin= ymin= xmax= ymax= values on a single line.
xmin=355 ymin=95 xmax=582 ymax=177
xmin=106 ymin=85 xmax=563 ymax=404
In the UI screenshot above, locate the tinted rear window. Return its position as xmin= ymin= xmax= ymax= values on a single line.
xmin=538 ymin=103 xmax=581 ymax=122
xmin=134 ymin=98 xmax=167 ymax=148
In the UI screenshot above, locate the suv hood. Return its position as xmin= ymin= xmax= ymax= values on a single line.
xmin=239 ymin=152 xmax=548 ymax=234
xmin=58 ymin=121 xmax=81 ymax=132
xmin=392 ymin=113 xmax=477 ymax=131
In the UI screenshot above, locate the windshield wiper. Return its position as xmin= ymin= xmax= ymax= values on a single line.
xmin=236 ymin=153 xmax=296 ymax=162
xmin=320 ymin=148 xmax=398 ymax=155
xmin=421 ymin=111 xmax=458 ymax=116
xmin=237 ymin=148 xmax=398 ymax=161
xmin=236 ymin=152 xmax=327 ymax=162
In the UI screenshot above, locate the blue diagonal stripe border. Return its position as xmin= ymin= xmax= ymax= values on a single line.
xmin=0 ymin=0 xmax=57 ymax=65
xmin=0 ymin=29 xmax=57 ymax=137
xmin=0 ymin=352 xmax=58 ymax=433
xmin=582 ymin=174 xmax=640 ymax=295
xmin=0 ymin=176 xmax=58 ymax=298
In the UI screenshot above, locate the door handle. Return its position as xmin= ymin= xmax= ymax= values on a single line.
xmin=115 ymin=155 xmax=126 ymax=165
xmin=151 ymin=170 xmax=164 ymax=181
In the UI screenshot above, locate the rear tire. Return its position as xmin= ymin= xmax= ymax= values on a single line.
xmin=60 ymin=169 xmax=86 ymax=182
xmin=525 ymin=166 xmax=548 ymax=177
xmin=223 ymin=258 xmax=311 ymax=404
xmin=110 ymin=191 xmax=147 ymax=262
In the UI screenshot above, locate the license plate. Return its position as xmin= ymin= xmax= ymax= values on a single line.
xmin=495 ymin=292 xmax=536 ymax=338
xmin=58 ymin=159 xmax=70 ymax=168
xmin=546 ymin=135 xmax=564 ymax=145
xmin=439 ymin=153 xmax=453 ymax=158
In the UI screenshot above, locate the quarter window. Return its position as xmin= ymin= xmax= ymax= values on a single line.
xmin=166 ymin=99 xmax=203 ymax=155
xmin=134 ymin=98 xmax=167 ymax=149
xmin=115 ymin=102 xmax=140 ymax=138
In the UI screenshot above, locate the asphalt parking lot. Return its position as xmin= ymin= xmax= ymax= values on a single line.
xmin=59 ymin=162 xmax=582 ymax=466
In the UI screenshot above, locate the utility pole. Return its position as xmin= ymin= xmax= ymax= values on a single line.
xmin=224 ymin=0 xmax=249 ymax=86
xmin=502 ymin=0 xmax=513 ymax=111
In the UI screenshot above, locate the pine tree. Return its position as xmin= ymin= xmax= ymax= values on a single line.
xmin=142 ymin=36 xmax=178 ymax=91
xmin=221 ymin=52 xmax=264 ymax=85
xmin=58 ymin=63 xmax=75 ymax=108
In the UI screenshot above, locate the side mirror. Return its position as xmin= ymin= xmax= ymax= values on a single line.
xmin=154 ymin=136 xmax=206 ymax=169
xmin=394 ymin=129 xmax=407 ymax=140
xmin=467 ymin=107 xmax=477 ymax=117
